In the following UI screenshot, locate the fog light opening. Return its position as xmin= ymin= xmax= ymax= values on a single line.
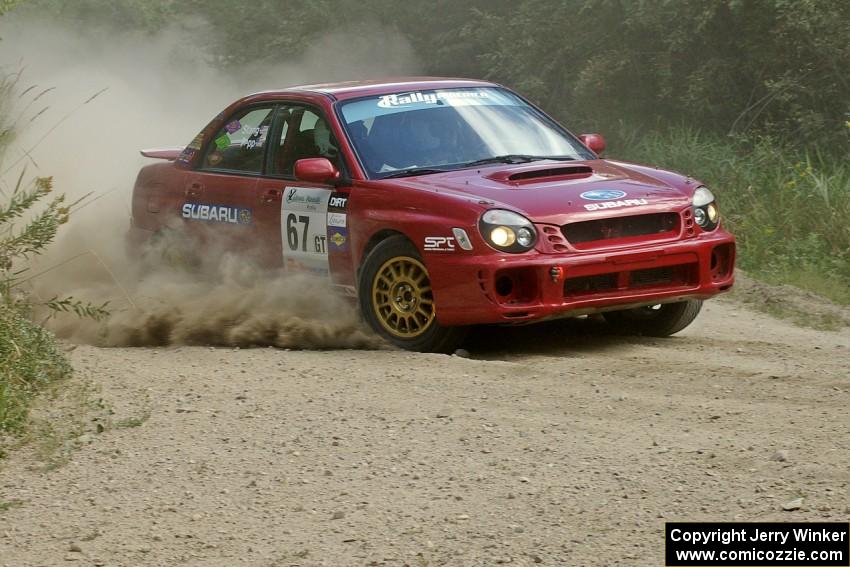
xmin=710 ymin=244 xmax=733 ymax=280
xmin=495 ymin=275 xmax=514 ymax=297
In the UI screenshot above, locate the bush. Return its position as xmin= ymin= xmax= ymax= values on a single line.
xmin=0 ymin=303 xmax=71 ymax=433
xmin=0 ymin=174 xmax=73 ymax=433
xmin=0 ymin=67 xmax=107 ymax=436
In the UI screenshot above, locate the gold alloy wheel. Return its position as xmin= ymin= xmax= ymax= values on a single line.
xmin=371 ymin=256 xmax=435 ymax=339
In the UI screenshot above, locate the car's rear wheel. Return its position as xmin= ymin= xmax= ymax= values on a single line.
xmin=358 ymin=236 xmax=467 ymax=353
xmin=602 ymin=299 xmax=703 ymax=337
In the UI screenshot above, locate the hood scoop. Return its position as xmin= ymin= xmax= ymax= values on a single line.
xmin=488 ymin=164 xmax=595 ymax=185
xmin=509 ymin=164 xmax=593 ymax=181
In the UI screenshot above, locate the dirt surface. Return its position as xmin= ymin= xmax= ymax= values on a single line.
xmin=1 ymin=295 xmax=849 ymax=567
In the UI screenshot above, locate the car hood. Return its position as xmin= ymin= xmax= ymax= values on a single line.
xmin=393 ymin=159 xmax=694 ymax=225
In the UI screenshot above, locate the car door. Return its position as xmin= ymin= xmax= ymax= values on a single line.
xmin=260 ymin=105 xmax=353 ymax=282
xmin=182 ymin=104 xmax=279 ymax=265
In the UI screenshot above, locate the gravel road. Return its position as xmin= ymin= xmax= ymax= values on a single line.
xmin=1 ymin=295 xmax=848 ymax=566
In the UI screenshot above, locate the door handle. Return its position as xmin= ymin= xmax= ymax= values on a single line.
xmin=261 ymin=188 xmax=281 ymax=203
xmin=185 ymin=182 xmax=204 ymax=198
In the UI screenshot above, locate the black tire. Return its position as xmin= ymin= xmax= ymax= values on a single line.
xmin=358 ymin=235 xmax=467 ymax=353
xmin=602 ymin=299 xmax=703 ymax=337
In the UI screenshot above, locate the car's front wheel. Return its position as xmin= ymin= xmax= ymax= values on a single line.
xmin=602 ymin=299 xmax=703 ymax=337
xmin=358 ymin=236 xmax=467 ymax=353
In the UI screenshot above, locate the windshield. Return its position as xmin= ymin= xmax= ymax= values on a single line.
xmin=337 ymin=87 xmax=594 ymax=178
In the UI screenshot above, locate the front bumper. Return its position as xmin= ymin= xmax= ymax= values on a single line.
xmin=427 ymin=230 xmax=736 ymax=326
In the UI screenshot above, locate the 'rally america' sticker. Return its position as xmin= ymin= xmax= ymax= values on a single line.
xmin=377 ymin=90 xmax=490 ymax=108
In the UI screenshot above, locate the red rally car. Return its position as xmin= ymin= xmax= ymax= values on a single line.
xmin=130 ymin=78 xmax=735 ymax=352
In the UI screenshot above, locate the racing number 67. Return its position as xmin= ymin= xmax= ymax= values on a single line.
xmin=286 ymin=213 xmax=310 ymax=252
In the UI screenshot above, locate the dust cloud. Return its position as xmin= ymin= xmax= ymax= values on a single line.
xmin=51 ymin=256 xmax=381 ymax=350
xmin=0 ymin=15 xmax=417 ymax=349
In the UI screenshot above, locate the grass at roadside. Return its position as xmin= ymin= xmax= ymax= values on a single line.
xmin=617 ymin=129 xmax=850 ymax=305
xmin=0 ymin=304 xmax=72 ymax=440
xmin=18 ymin=372 xmax=109 ymax=471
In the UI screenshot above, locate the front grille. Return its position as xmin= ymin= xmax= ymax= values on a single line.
xmin=563 ymin=263 xmax=698 ymax=298
xmin=562 ymin=213 xmax=678 ymax=246
xmin=563 ymin=273 xmax=618 ymax=294
xmin=630 ymin=266 xmax=675 ymax=287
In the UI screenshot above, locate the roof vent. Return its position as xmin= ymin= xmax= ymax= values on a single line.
xmin=507 ymin=165 xmax=593 ymax=182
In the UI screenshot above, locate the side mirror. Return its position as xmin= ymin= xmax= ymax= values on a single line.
xmin=294 ymin=158 xmax=340 ymax=184
xmin=579 ymin=133 xmax=606 ymax=155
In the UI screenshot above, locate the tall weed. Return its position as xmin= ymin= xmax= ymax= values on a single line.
xmin=0 ymin=70 xmax=106 ymax=436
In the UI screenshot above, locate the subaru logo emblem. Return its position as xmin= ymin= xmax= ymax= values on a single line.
xmin=580 ymin=189 xmax=627 ymax=201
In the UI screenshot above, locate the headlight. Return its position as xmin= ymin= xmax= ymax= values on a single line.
xmin=479 ymin=209 xmax=537 ymax=253
xmin=693 ymin=187 xmax=715 ymax=207
xmin=692 ymin=186 xmax=719 ymax=230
